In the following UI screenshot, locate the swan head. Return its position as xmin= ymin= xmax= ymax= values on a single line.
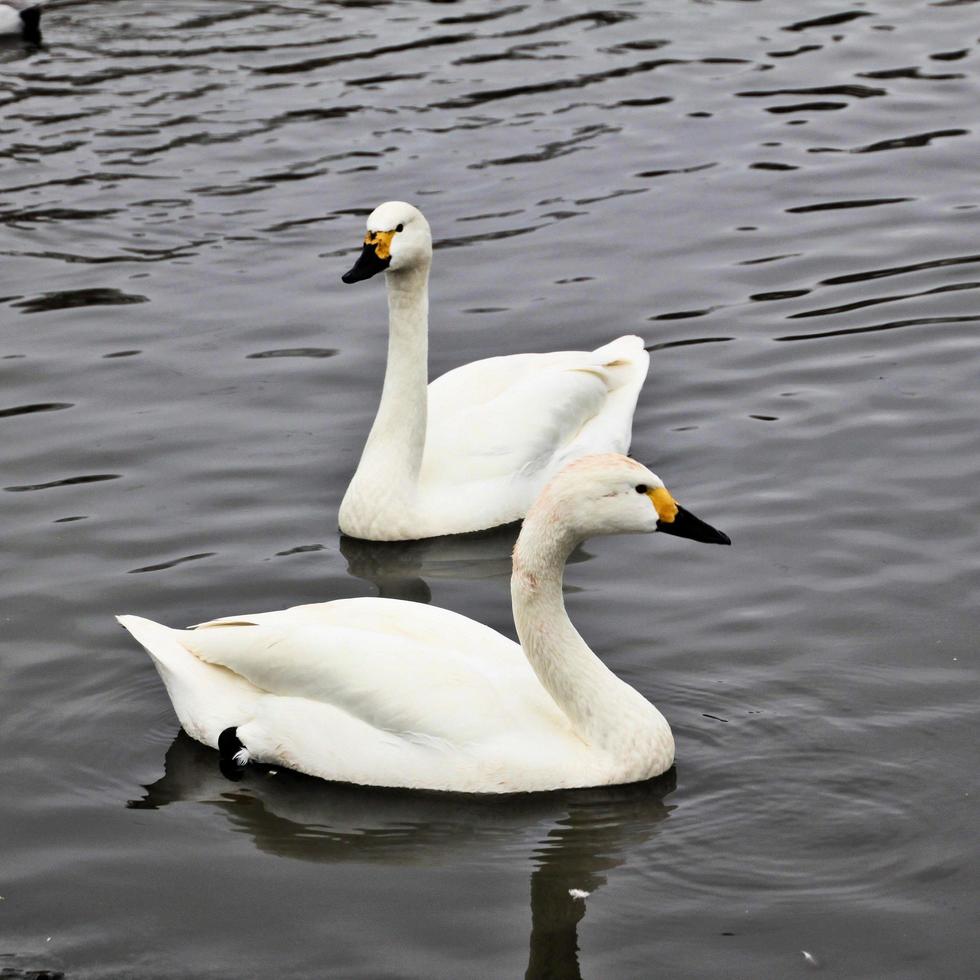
xmin=342 ymin=201 xmax=432 ymax=284
xmin=528 ymin=454 xmax=730 ymax=545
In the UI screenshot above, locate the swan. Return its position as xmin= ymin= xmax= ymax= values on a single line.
xmin=118 ymin=454 xmax=730 ymax=794
xmin=337 ymin=201 xmax=650 ymax=541
xmin=0 ymin=1 xmax=43 ymax=41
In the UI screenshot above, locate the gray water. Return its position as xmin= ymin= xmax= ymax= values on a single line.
xmin=2 ymin=1 xmax=979 ymax=977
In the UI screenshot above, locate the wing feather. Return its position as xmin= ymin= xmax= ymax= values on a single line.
xmin=182 ymin=598 xmax=565 ymax=743
xmin=410 ymin=336 xmax=648 ymax=531
xmin=423 ymin=336 xmax=647 ymax=485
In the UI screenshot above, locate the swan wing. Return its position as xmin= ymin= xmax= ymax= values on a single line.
xmin=419 ymin=335 xmax=649 ymax=530
xmin=119 ymin=603 xmax=583 ymax=792
xmin=181 ymin=598 xmax=566 ymax=744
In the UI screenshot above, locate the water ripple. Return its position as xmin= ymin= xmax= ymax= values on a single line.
xmin=246 ymin=348 xmax=339 ymax=360
xmin=775 ymin=313 xmax=980 ymax=342
xmin=0 ymin=402 xmax=72 ymax=419
xmin=737 ymin=84 xmax=886 ymax=99
xmin=820 ymin=252 xmax=980 ymax=285
xmin=786 ymin=197 xmax=912 ymax=213
xmin=13 ymin=287 xmax=148 ymax=313
xmin=128 ymin=553 xmax=217 ymax=575
xmin=784 ymin=11 xmax=874 ymax=31
xmin=4 ymin=473 xmax=120 ymax=492
xmin=788 ymin=280 xmax=980 ymax=319
xmin=432 ymin=56 xmax=683 ymax=109
xmin=254 ymin=32 xmax=476 ymax=76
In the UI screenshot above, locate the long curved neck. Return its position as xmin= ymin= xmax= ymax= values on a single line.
xmin=511 ymin=518 xmax=654 ymax=750
xmin=355 ymin=265 xmax=430 ymax=487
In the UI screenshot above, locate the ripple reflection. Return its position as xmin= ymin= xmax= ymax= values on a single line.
xmin=131 ymin=732 xmax=676 ymax=980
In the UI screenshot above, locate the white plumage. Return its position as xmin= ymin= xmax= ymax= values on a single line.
xmin=120 ymin=597 xmax=575 ymax=792
xmin=119 ymin=455 xmax=731 ymax=794
xmin=337 ymin=201 xmax=650 ymax=541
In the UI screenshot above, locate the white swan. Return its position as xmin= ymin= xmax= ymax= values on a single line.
xmin=0 ymin=1 xmax=43 ymax=40
xmin=337 ymin=201 xmax=650 ymax=541
xmin=118 ymin=454 xmax=730 ymax=794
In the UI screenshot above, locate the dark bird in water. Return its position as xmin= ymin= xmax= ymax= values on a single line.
xmin=0 ymin=1 xmax=45 ymax=43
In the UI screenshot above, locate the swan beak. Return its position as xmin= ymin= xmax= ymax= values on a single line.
xmin=648 ymin=487 xmax=731 ymax=545
xmin=341 ymin=231 xmax=394 ymax=284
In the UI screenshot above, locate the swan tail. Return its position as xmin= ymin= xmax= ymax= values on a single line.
xmin=593 ymin=333 xmax=650 ymax=405
xmin=564 ymin=335 xmax=650 ymax=458
xmin=592 ymin=334 xmax=649 ymax=368
xmin=116 ymin=614 xmax=262 ymax=749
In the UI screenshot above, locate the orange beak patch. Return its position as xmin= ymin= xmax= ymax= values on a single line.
xmin=364 ymin=229 xmax=395 ymax=260
xmin=647 ymin=486 xmax=678 ymax=523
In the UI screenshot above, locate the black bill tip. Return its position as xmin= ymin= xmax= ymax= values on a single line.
xmin=341 ymin=242 xmax=390 ymax=284
xmin=657 ymin=505 xmax=731 ymax=546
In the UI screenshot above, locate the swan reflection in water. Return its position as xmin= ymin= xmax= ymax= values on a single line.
xmin=339 ymin=524 xmax=590 ymax=603
xmin=130 ymin=733 xmax=675 ymax=979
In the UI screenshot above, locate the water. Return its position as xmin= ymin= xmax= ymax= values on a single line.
xmin=2 ymin=1 xmax=978 ymax=976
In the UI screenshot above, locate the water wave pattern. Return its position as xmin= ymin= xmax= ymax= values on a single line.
xmin=2 ymin=2 xmax=979 ymax=979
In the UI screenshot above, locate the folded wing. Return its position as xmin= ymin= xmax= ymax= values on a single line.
xmin=420 ymin=335 xmax=649 ymax=527
xmin=182 ymin=597 xmax=565 ymax=744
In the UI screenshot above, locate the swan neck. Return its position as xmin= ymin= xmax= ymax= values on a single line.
xmin=511 ymin=517 xmax=646 ymax=749
xmin=359 ymin=265 xmax=430 ymax=482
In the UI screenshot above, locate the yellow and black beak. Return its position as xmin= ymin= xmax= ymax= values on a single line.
xmin=342 ymin=230 xmax=394 ymax=284
xmin=648 ymin=487 xmax=730 ymax=546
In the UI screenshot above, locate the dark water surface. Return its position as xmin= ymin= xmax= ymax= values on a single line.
xmin=2 ymin=1 xmax=979 ymax=977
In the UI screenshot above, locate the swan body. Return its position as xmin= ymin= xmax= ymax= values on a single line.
xmin=119 ymin=598 xmax=595 ymax=793
xmin=0 ymin=1 xmax=43 ymax=39
xmin=338 ymin=201 xmax=650 ymax=541
xmin=119 ymin=455 xmax=730 ymax=794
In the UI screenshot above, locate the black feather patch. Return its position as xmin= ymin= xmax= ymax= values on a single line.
xmin=218 ymin=726 xmax=248 ymax=781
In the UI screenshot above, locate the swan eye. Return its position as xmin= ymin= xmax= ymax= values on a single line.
xmin=396 ymin=223 xmax=404 ymax=232
xmin=635 ymin=484 xmax=648 ymax=494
